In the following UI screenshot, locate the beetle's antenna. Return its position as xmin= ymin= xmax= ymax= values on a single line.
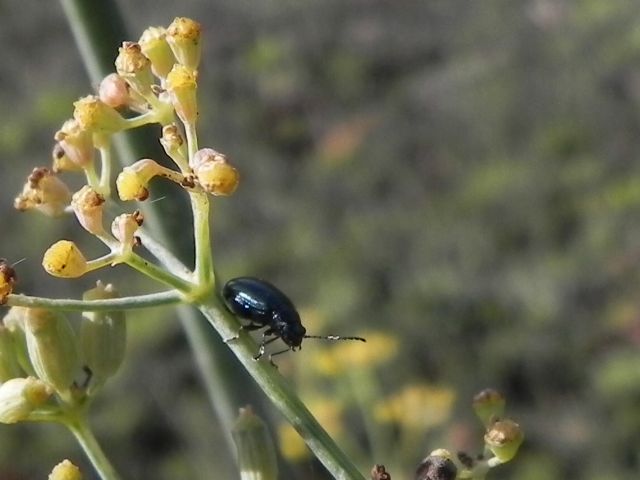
xmin=304 ymin=335 xmax=366 ymax=342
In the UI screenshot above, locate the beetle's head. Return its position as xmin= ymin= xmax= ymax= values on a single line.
xmin=280 ymin=321 xmax=306 ymax=348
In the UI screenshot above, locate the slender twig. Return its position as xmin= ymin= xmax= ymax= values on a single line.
xmin=7 ymin=290 xmax=182 ymax=311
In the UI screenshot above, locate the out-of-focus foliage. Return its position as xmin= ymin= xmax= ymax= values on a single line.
xmin=1 ymin=0 xmax=640 ymax=478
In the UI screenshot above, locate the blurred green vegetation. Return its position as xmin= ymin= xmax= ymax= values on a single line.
xmin=1 ymin=0 xmax=640 ymax=478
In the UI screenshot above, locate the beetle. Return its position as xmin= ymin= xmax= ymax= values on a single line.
xmin=222 ymin=277 xmax=366 ymax=361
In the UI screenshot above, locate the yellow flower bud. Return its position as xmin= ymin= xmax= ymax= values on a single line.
xmin=472 ymin=388 xmax=506 ymax=428
xmin=73 ymin=95 xmax=126 ymax=133
xmin=80 ymin=282 xmax=126 ymax=391
xmin=49 ymin=459 xmax=83 ymax=480
xmin=166 ymin=64 xmax=198 ymax=124
xmin=71 ymin=186 xmax=106 ymax=236
xmin=54 ymin=119 xmax=95 ymax=169
xmin=166 ymin=17 xmax=202 ymax=71
xmin=0 ymin=377 xmax=53 ymax=424
xmin=42 ymin=240 xmax=88 ymax=278
xmin=139 ymin=26 xmax=176 ymax=79
xmin=115 ymin=42 xmax=155 ymax=98
xmin=0 ymin=259 xmax=16 ymax=305
xmin=232 ymin=407 xmax=278 ymax=480
xmin=24 ymin=309 xmax=79 ymax=394
xmin=484 ymin=419 xmax=524 ymax=463
xmin=0 ymin=326 xmax=22 ymax=382
xmin=14 ymin=167 xmax=72 ymax=217
xmin=116 ymin=159 xmax=162 ymax=201
xmin=98 ymin=73 xmax=130 ymax=109
xmin=192 ymin=148 xmax=239 ymax=196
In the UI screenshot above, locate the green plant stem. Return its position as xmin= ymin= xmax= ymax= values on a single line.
xmin=7 ymin=290 xmax=182 ymax=311
xmin=125 ymin=253 xmax=194 ymax=292
xmin=190 ymin=192 xmax=213 ymax=285
xmin=197 ymin=297 xmax=366 ymax=480
xmin=66 ymin=416 xmax=123 ymax=480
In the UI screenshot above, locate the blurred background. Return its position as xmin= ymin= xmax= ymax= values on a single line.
xmin=1 ymin=0 xmax=640 ymax=478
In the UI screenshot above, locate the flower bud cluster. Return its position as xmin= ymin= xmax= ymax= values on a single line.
xmin=0 ymin=282 xmax=127 ymax=423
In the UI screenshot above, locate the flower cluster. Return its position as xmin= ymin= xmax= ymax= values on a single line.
xmin=13 ymin=17 xmax=238 ymax=284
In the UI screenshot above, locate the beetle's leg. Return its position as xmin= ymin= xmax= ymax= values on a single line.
xmin=268 ymin=346 xmax=293 ymax=367
xmin=254 ymin=334 xmax=279 ymax=360
xmin=224 ymin=322 xmax=264 ymax=343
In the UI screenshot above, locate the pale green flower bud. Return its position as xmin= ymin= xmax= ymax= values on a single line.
xmin=49 ymin=459 xmax=83 ymax=480
xmin=71 ymin=186 xmax=106 ymax=236
xmin=0 ymin=326 xmax=22 ymax=382
xmin=484 ymin=419 xmax=524 ymax=463
xmin=472 ymin=388 xmax=505 ymax=428
xmin=24 ymin=309 xmax=79 ymax=394
xmin=0 ymin=377 xmax=52 ymax=424
xmin=232 ymin=407 xmax=278 ymax=480
xmin=166 ymin=17 xmax=202 ymax=71
xmin=139 ymin=26 xmax=176 ymax=79
xmin=166 ymin=64 xmax=198 ymax=124
xmin=73 ymin=95 xmax=126 ymax=134
xmin=80 ymin=282 xmax=126 ymax=392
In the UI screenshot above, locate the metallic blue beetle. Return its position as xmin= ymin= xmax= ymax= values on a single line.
xmin=222 ymin=277 xmax=365 ymax=361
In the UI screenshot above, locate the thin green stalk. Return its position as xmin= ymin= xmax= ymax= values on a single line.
xmin=66 ymin=416 xmax=123 ymax=480
xmin=197 ymin=297 xmax=366 ymax=480
xmin=190 ymin=192 xmax=213 ymax=285
xmin=7 ymin=290 xmax=182 ymax=311
xmin=125 ymin=253 xmax=194 ymax=292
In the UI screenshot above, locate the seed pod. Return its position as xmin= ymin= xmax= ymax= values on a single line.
xmin=24 ymin=309 xmax=79 ymax=394
xmin=0 ymin=326 xmax=22 ymax=382
xmin=0 ymin=377 xmax=52 ymax=424
xmin=80 ymin=282 xmax=126 ymax=392
xmin=232 ymin=407 xmax=278 ymax=480
xmin=2 ymin=307 xmax=36 ymax=376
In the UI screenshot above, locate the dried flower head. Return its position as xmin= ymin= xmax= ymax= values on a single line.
xmin=14 ymin=167 xmax=71 ymax=217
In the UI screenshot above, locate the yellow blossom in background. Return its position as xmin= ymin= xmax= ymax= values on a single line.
xmin=277 ymin=423 xmax=310 ymax=463
xmin=309 ymin=330 xmax=399 ymax=376
xmin=307 ymin=396 xmax=345 ymax=439
xmin=374 ymin=383 xmax=456 ymax=431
